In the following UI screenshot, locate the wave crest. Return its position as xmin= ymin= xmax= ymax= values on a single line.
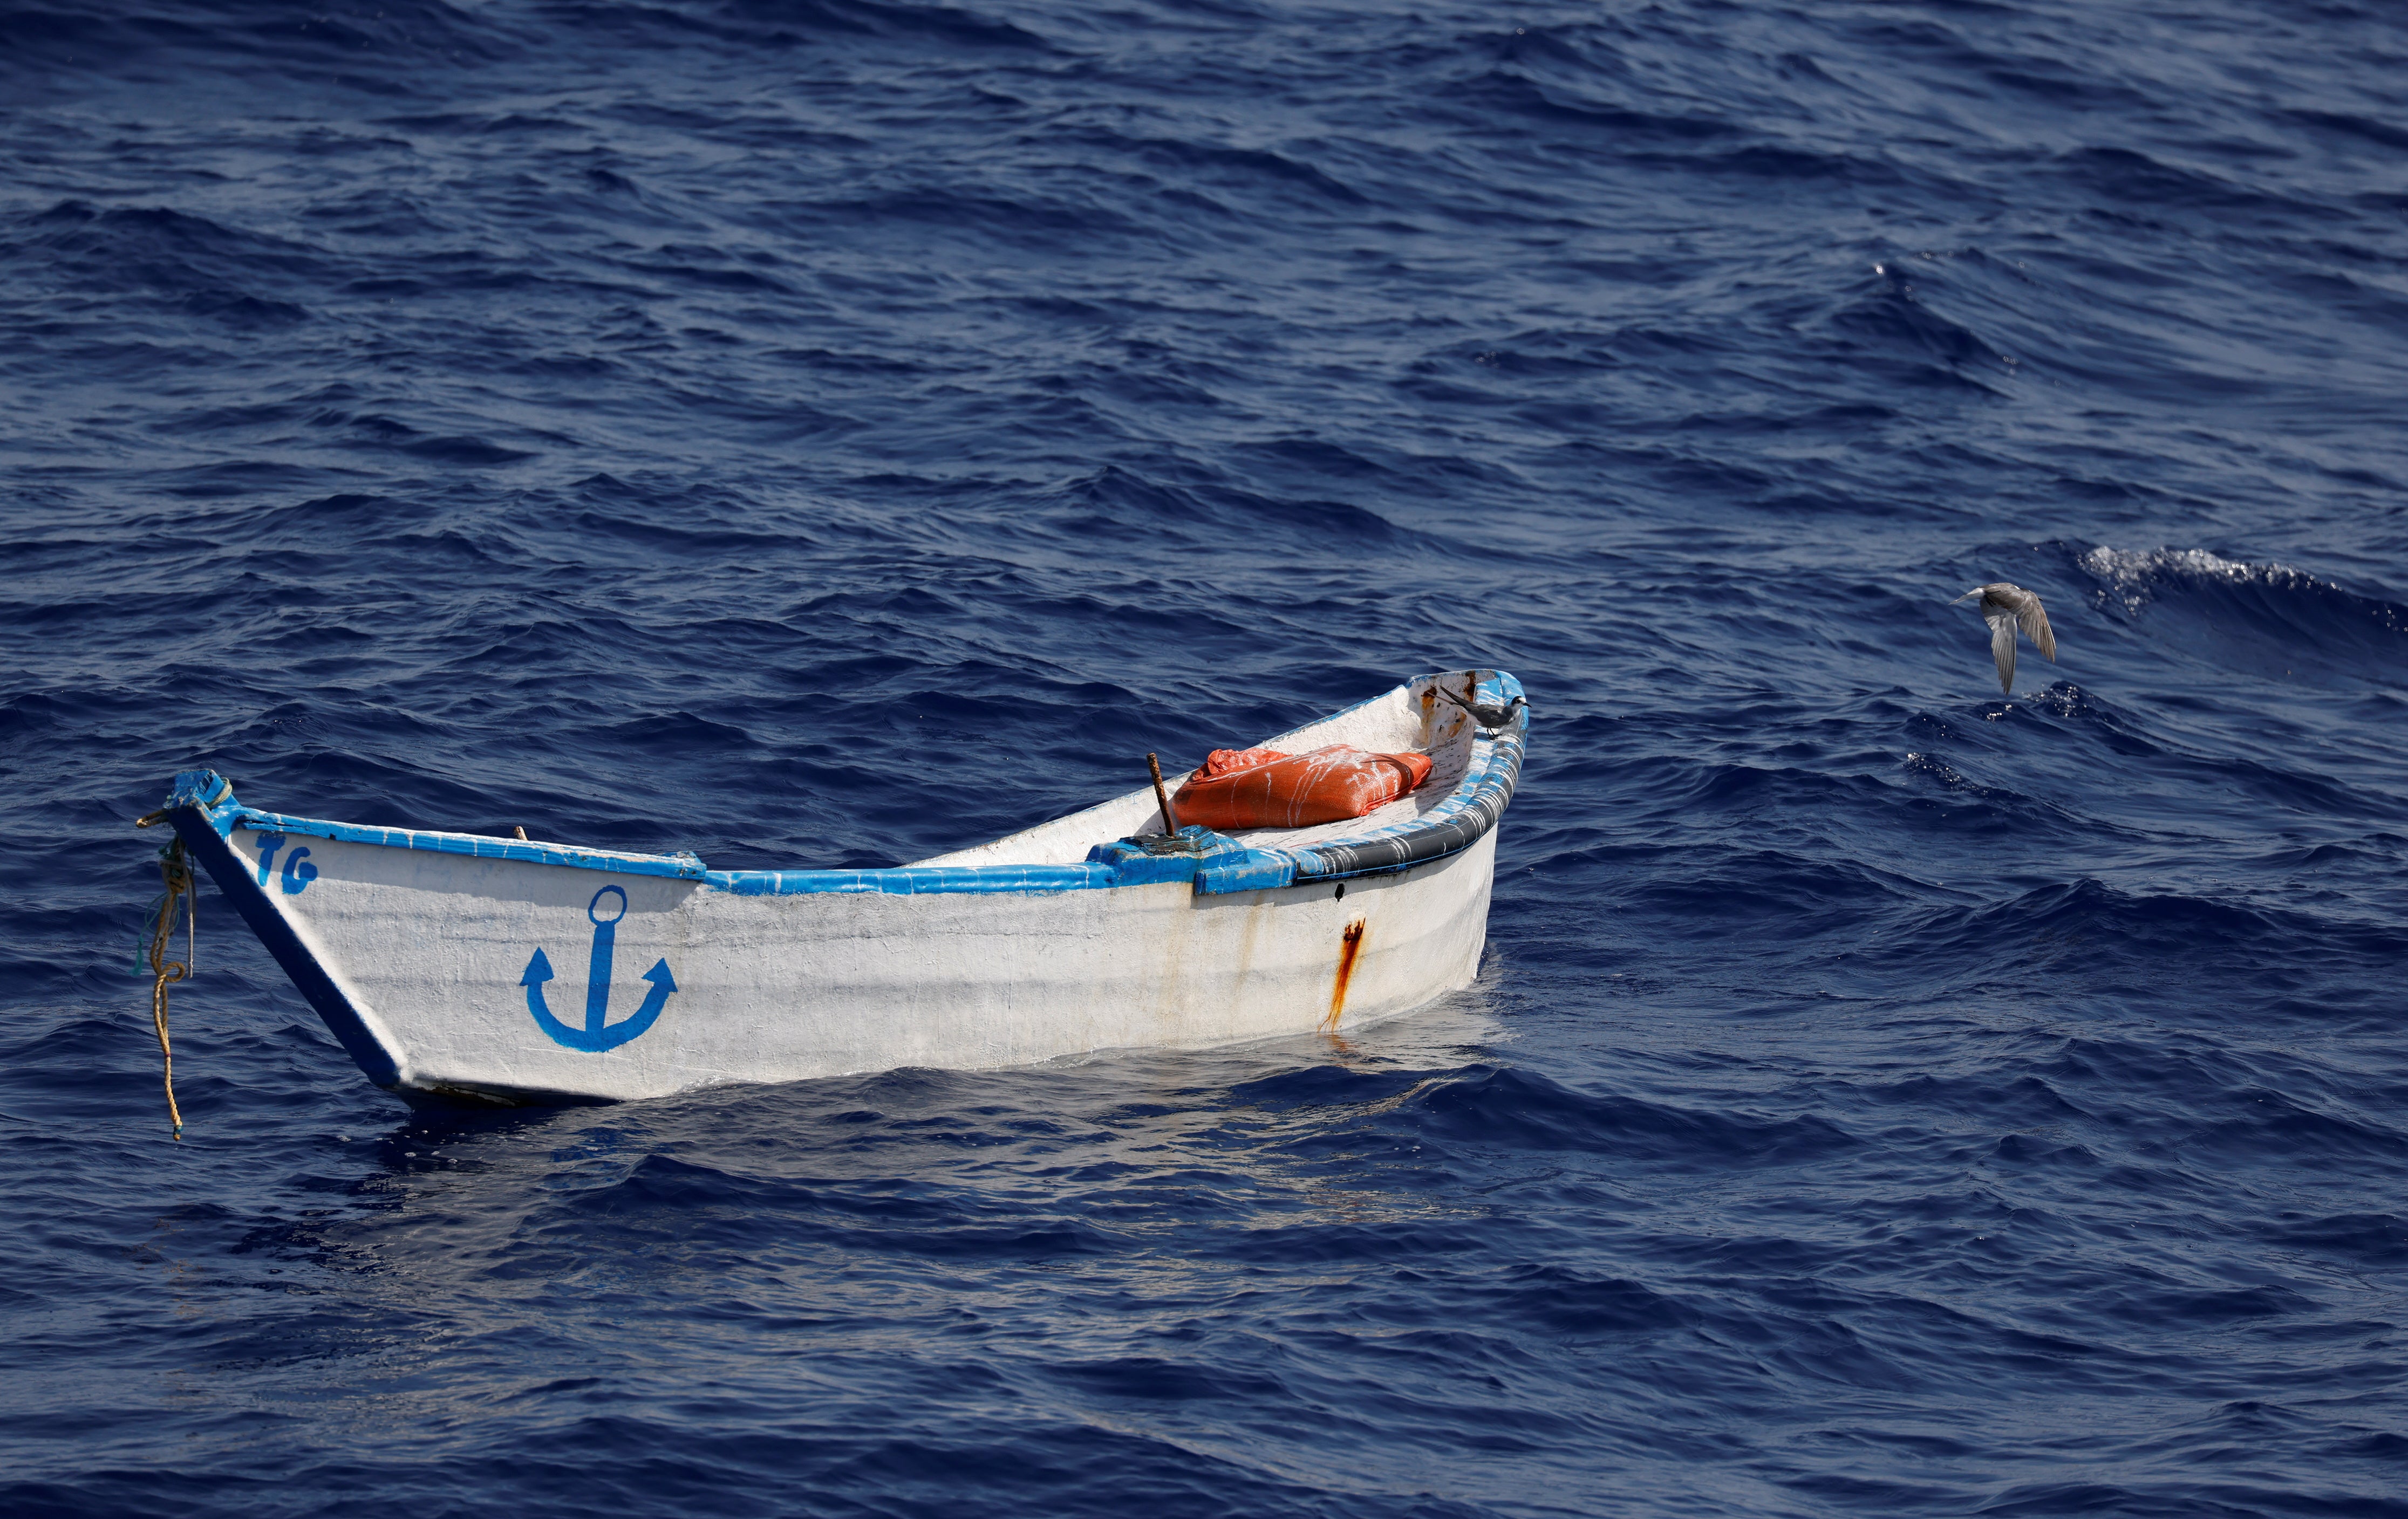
xmin=2079 ymin=545 xmax=2342 ymax=612
xmin=2079 ymin=545 xmax=2408 ymax=682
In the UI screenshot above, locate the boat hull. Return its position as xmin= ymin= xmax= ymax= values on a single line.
xmin=182 ymin=822 xmax=1493 ymax=1103
xmin=161 ymin=669 xmax=1526 ymax=1105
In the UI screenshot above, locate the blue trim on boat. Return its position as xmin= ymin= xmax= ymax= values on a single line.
xmin=709 ymin=826 xmax=1298 ymax=895
xmin=221 ymin=810 xmax=704 ymax=879
xmin=156 ymin=669 xmax=1528 ymax=905
xmin=1196 ymin=851 xmax=1299 ymax=894
xmin=160 ymin=770 xmax=707 ymax=879
xmin=707 ymin=863 xmax=1115 ymax=896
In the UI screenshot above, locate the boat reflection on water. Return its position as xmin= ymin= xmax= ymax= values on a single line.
xmin=311 ymin=986 xmax=1515 ymax=1292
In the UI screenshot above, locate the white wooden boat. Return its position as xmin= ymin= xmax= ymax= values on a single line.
xmin=158 ymin=669 xmax=1528 ymax=1105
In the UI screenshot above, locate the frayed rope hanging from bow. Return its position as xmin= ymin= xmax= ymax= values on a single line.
xmin=132 ymin=810 xmax=193 ymax=1138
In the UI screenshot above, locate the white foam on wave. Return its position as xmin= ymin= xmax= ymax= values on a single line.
xmin=2078 ymin=545 xmax=2323 ymax=613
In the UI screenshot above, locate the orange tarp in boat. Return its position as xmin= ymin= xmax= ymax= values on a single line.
xmin=1172 ymin=745 xmax=1434 ymax=831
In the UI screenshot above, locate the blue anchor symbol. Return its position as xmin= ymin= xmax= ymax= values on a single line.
xmin=521 ymin=885 xmax=677 ymax=1052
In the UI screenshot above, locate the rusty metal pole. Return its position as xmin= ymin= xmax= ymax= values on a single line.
xmin=1147 ymin=752 xmax=1181 ymax=834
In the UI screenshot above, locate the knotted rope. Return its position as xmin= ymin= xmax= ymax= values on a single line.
xmin=132 ymin=811 xmax=193 ymax=1138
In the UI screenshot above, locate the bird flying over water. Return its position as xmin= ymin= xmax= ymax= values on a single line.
xmin=1952 ymin=583 xmax=2057 ymax=693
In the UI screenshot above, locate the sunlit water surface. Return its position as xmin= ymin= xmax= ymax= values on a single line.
xmin=5 ymin=2 xmax=2407 ymax=1514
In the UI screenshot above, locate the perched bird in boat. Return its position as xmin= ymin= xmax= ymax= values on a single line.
xmin=1952 ymin=582 xmax=2057 ymax=693
xmin=1435 ymin=684 xmax=1527 ymax=730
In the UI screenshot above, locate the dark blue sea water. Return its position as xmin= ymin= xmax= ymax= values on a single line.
xmin=7 ymin=2 xmax=2408 ymax=1513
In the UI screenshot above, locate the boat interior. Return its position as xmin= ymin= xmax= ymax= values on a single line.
xmin=910 ymin=670 xmax=1503 ymax=871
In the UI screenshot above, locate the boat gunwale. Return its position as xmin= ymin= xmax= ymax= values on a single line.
xmin=160 ymin=670 xmax=1527 ymax=898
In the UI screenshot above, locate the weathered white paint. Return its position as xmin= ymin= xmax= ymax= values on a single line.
xmin=245 ymin=825 xmax=1496 ymax=1102
xmin=168 ymin=670 xmax=1524 ymax=1104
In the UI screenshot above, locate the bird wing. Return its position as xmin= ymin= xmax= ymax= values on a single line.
xmin=2014 ymin=590 xmax=2056 ymax=662
xmin=1984 ymin=607 xmax=2017 ymax=693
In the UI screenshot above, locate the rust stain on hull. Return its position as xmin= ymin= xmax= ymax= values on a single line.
xmin=1325 ymin=917 xmax=1367 ymax=1032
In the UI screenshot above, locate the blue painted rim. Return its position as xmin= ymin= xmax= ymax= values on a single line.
xmin=159 ymin=669 xmax=1527 ymax=899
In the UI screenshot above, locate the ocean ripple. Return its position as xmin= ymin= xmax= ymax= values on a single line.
xmin=7 ymin=1 xmax=2408 ymax=1516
